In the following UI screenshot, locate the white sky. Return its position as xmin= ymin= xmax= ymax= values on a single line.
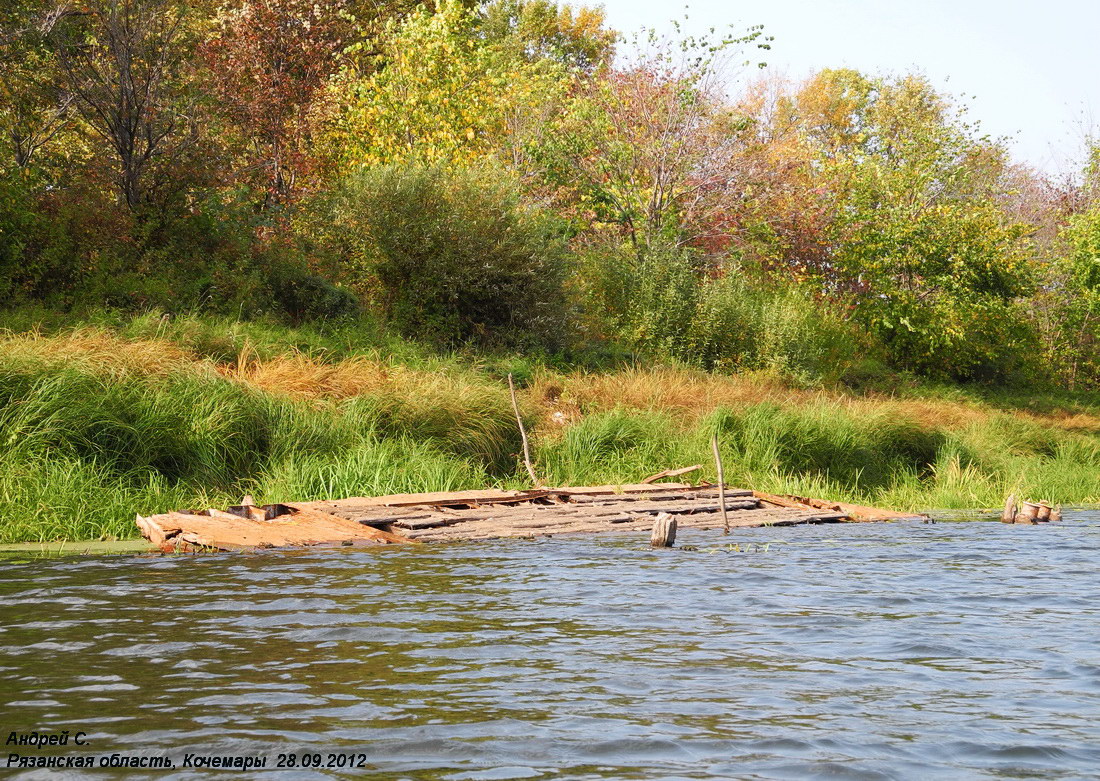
xmin=595 ymin=0 xmax=1099 ymax=175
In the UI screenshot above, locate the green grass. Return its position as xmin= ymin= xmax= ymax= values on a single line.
xmin=534 ymin=404 xmax=1100 ymax=511
xmin=0 ymin=308 xmax=1097 ymax=543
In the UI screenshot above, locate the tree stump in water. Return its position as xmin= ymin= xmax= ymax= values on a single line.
xmin=651 ymin=513 xmax=677 ymax=548
xmin=1016 ymin=502 xmax=1041 ymax=524
xmin=1001 ymin=494 xmax=1016 ymax=523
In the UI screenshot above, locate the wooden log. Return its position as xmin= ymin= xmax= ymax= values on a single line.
xmin=650 ymin=513 xmax=677 ymax=547
xmin=1001 ymin=493 xmax=1017 ymax=523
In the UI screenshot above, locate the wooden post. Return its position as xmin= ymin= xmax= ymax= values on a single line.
xmin=1051 ymin=505 xmax=1062 ymax=522
xmin=1037 ymin=502 xmax=1052 ymax=522
xmin=508 ymin=373 xmax=539 ymax=486
xmin=710 ymin=433 xmax=729 ymax=534
xmin=1001 ymin=493 xmax=1016 ymax=523
xmin=650 ymin=512 xmax=677 ymax=547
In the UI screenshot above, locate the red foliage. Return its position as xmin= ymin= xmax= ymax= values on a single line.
xmin=201 ymin=0 xmax=349 ymax=203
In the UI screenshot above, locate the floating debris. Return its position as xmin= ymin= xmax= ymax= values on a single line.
xmin=135 ymin=481 xmax=928 ymax=553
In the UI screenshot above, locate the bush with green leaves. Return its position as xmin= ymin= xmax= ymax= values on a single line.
xmin=335 ymin=164 xmax=570 ymax=348
xmin=575 ymin=240 xmax=869 ymax=381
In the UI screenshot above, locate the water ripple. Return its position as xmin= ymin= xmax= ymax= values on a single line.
xmin=1 ymin=512 xmax=1099 ymax=778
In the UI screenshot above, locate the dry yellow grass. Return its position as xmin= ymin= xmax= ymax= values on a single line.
xmin=224 ymin=353 xmax=396 ymax=399
xmin=532 ymin=365 xmax=1100 ymax=434
xmin=4 ymin=330 xmax=1097 ymax=436
xmin=0 ymin=328 xmax=201 ymax=379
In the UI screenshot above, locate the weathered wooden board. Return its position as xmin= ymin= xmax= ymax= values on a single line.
xmin=136 ymin=506 xmax=416 ymax=552
xmin=404 ymin=508 xmax=849 ymax=541
xmin=134 ymin=481 xmax=910 ymax=552
xmin=780 ymin=494 xmax=927 ymax=522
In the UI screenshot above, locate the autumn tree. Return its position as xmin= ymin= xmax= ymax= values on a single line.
xmin=731 ymin=70 xmax=1037 ymax=379
xmin=202 ymin=0 xmax=351 ymax=204
xmin=321 ymin=0 xmax=570 ymax=171
xmin=0 ymin=2 xmax=75 ymax=170
xmin=52 ymin=0 xmax=197 ymax=209
xmin=478 ymin=0 xmax=615 ymax=73
xmin=532 ymin=24 xmax=770 ymax=251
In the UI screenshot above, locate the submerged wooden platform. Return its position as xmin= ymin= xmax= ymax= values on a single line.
xmin=136 ymin=483 xmax=925 ymax=552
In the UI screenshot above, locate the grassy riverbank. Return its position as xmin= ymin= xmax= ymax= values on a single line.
xmin=1 ymin=310 xmax=1098 ymax=543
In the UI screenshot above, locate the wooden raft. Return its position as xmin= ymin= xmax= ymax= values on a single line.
xmin=136 ymin=483 xmax=923 ymax=552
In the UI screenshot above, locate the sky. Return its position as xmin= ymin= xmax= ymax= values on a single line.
xmin=595 ymin=0 xmax=1099 ymax=175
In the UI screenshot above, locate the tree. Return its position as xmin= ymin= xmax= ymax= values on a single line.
xmin=528 ymin=23 xmax=770 ymax=251
xmin=1056 ymin=200 xmax=1100 ymax=387
xmin=478 ymin=0 xmax=615 ymax=73
xmin=52 ymin=0 xmax=195 ymax=209
xmin=320 ymin=0 xmax=568 ymax=171
xmin=202 ymin=0 xmax=350 ymax=204
xmin=0 ymin=2 xmax=73 ymax=169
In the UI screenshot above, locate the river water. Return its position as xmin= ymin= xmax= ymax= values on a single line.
xmin=2 ymin=513 xmax=1099 ymax=779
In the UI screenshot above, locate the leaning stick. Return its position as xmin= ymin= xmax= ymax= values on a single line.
xmin=711 ymin=432 xmax=729 ymax=534
xmin=509 ymin=373 xmax=539 ymax=486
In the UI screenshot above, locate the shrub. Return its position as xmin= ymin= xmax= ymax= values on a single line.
xmin=335 ymin=164 xmax=570 ymax=348
xmin=575 ymin=239 xmax=870 ymax=381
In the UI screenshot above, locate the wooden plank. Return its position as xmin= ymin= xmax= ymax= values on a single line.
xmin=319 ymin=489 xmax=549 ymax=510
xmin=641 ymin=465 xmax=702 ymax=484
xmin=385 ymin=497 xmax=759 ymax=529
xmin=549 ymin=483 xmax=696 ymax=495
xmin=404 ymin=508 xmax=849 ymax=541
xmin=752 ymin=490 xmax=815 ymax=510
xmin=782 ymin=494 xmax=927 ymax=522
xmin=562 ymin=488 xmax=751 ymax=505
xmin=135 ymin=506 xmax=417 ymax=552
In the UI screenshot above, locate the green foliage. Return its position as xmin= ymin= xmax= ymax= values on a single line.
xmin=322 ymin=0 xmax=569 ymax=170
xmin=576 ymin=241 xmax=869 ymax=381
xmin=1054 ymin=205 xmax=1100 ymax=388
xmin=335 ymin=163 xmax=570 ymax=348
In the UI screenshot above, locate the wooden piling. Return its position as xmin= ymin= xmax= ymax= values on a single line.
xmin=1037 ymin=502 xmax=1052 ymax=522
xmin=1001 ymin=494 xmax=1016 ymax=523
xmin=1051 ymin=505 xmax=1063 ymax=522
xmin=711 ymin=433 xmax=729 ymax=535
xmin=650 ymin=512 xmax=677 ymax=548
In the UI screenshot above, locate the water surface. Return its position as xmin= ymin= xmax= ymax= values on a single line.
xmin=2 ymin=512 xmax=1099 ymax=779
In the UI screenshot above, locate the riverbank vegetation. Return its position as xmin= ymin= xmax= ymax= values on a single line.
xmin=0 ymin=314 xmax=1097 ymax=542
xmin=1 ymin=0 xmax=1098 ymax=541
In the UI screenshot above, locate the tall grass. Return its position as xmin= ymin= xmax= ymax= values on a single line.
xmin=0 ymin=341 xmax=509 ymax=543
xmin=533 ymin=403 xmax=1100 ymax=510
xmin=0 ymin=317 xmax=1097 ymax=543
